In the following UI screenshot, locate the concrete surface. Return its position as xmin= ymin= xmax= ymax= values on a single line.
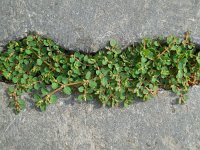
xmin=1 ymin=83 xmax=200 ymax=150
xmin=1 ymin=0 xmax=200 ymax=52
xmin=1 ymin=0 xmax=200 ymax=150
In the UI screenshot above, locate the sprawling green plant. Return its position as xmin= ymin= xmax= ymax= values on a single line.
xmin=0 ymin=32 xmax=199 ymax=113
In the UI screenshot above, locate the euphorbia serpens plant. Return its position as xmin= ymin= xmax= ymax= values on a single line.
xmin=0 ymin=32 xmax=199 ymax=114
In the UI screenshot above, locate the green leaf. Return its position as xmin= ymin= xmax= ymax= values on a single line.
xmin=78 ymin=86 xmax=84 ymax=92
xmin=16 ymin=90 xmax=22 ymax=96
xmin=18 ymin=99 xmax=25 ymax=110
xmin=77 ymin=95 xmax=84 ymax=102
xmin=87 ymin=59 xmax=95 ymax=64
xmin=96 ymin=70 xmax=101 ymax=75
xmin=43 ymin=40 xmax=49 ymax=46
xmin=124 ymin=101 xmax=130 ymax=108
xmin=33 ymin=94 xmax=41 ymax=101
xmin=41 ymin=88 xmax=49 ymax=95
xmin=176 ymin=70 xmax=183 ymax=79
xmin=143 ymin=49 xmax=154 ymax=60
xmin=197 ymin=52 xmax=200 ymax=64
xmin=171 ymin=85 xmax=177 ymax=93
xmin=84 ymin=55 xmax=88 ymax=62
xmin=25 ymin=49 xmax=32 ymax=54
xmin=167 ymin=36 xmax=174 ymax=44
xmin=8 ymin=86 xmax=15 ymax=93
xmin=108 ymin=64 xmax=112 ymax=69
xmin=63 ymin=86 xmax=72 ymax=95
xmin=85 ymin=71 xmax=91 ymax=80
xmin=151 ymin=76 xmax=157 ymax=83
xmin=27 ymin=36 xmax=33 ymax=41
xmin=171 ymin=45 xmax=177 ymax=50
xmin=70 ymin=57 xmax=75 ymax=63
xmin=28 ymin=41 xmax=36 ymax=47
xmin=12 ymin=77 xmax=19 ymax=83
xmin=34 ymin=83 xmax=40 ymax=90
xmin=40 ymin=103 xmax=47 ymax=111
xmin=37 ymin=59 xmax=43 ymax=66
xmin=52 ymin=83 xmax=59 ymax=89
xmin=101 ymin=68 xmax=109 ymax=75
xmin=62 ymin=77 xmax=68 ymax=84
xmin=20 ymin=78 xmax=26 ymax=84
xmin=89 ymin=80 xmax=97 ymax=88
xmin=110 ymin=39 xmax=117 ymax=47
xmin=50 ymin=95 xmax=57 ymax=104
xmin=154 ymin=41 xmax=159 ymax=47
xmin=56 ymin=68 xmax=61 ymax=72
xmin=23 ymin=74 xmax=29 ymax=79
xmin=32 ymin=47 xmax=40 ymax=52
xmin=101 ymin=77 xmax=108 ymax=86
xmin=53 ymin=45 xmax=59 ymax=50
xmin=161 ymin=67 xmax=169 ymax=76
xmin=102 ymin=59 xmax=108 ymax=65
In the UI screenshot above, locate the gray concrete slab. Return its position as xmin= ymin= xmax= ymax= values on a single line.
xmin=1 ymin=0 xmax=200 ymax=52
xmin=0 ymin=0 xmax=200 ymax=149
xmin=0 ymin=83 xmax=200 ymax=150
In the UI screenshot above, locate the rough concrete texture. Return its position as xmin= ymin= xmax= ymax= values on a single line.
xmin=1 ymin=0 xmax=200 ymax=52
xmin=1 ymin=84 xmax=200 ymax=150
xmin=1 ymin=0 xmax=200 ymax=150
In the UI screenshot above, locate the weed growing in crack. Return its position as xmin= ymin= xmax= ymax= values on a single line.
xmin=0 ymin=32 xmax=199 ymax=113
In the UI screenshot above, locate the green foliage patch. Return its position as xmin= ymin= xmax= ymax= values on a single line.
xmin=0 ymin=32 xmax=199 ymax=113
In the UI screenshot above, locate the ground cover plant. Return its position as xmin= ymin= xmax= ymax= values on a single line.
xmin=0 ymin=32 xmax=199 ymax=113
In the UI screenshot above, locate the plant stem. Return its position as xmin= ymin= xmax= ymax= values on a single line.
xmin=157 ymin=47 xmax=169 ymax=58
xmin=44 ymin=81 xmax=84 ymax=98
xmin=32 ymin=51 xmax=56 ymax=71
